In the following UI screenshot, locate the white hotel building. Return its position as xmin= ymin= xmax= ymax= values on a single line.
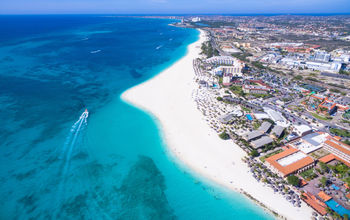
xmin=206 ymin=56 xmax=239 ymax=65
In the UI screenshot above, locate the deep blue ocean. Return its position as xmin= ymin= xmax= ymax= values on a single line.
xmin=0 ymin=15 xmax=273 ymax=219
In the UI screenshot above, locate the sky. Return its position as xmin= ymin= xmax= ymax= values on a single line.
xmin=0 ymin=0 xmax=350 ymax=14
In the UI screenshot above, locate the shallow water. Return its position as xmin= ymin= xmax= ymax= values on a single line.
xmin=0 ymin=15 xmax=273 ymax=219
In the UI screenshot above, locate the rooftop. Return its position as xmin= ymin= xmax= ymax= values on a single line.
xmin=301 ymin=192 xmax=327 ymax=216
xmin=277 ymin=151 xmax=307 ymax=166
xmin=266 ymin=146 xmax=314 ymax=176
xmin=243 ymin=130 xmax=263 ymax=141
xmin=251 ymin=136 xmax=274 ymax=149
xmin=294 ymin=124 xmax=312 ymax=135
xmin=324 ymin=139 xmax=350 ymax=157
xmin=271 ymin=125 xmax=284 ymax=137
xmin=258 ymin=121 xmax=272 ymax=133
xmin=318 ymin=191 xmax=332 ymax=202
xmin=318 ymin=154 xmax=336 ymax=164
xmin=291 ymin=132 xmax=327 ymax=154
xmin=253 ymin=112 xmax=270 ymax=120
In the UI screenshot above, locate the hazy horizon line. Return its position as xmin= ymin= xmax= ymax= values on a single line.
xmin=1 ymin=12 xmax=350 ymax=16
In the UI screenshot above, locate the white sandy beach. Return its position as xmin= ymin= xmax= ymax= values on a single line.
xmin=122 ymin=29 xmax=314 ymax=220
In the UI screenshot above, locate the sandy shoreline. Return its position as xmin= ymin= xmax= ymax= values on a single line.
xmin=121 ymin=29 xmax=314 ymax=220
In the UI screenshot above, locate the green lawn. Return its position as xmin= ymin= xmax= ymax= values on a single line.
xmin=330 ymin=128 xmax=350 ymax=138
xmin=230 ymin=85 xmax=245 ymax=97
xmin=259 ymin=149 xmax=283 ymax=162
xmin=300 ymin=169 xmax=318 ymax=181
xmin=241 ymin=106 xmax=252 ymax=113
xmin=311 ymin=113 xmax=332 ymax=121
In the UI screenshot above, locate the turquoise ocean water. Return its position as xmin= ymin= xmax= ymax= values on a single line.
xmin=0 ymin=15 xmax=273 ymax=219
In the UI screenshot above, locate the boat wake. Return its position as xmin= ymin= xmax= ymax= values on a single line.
xmin=54 ymin=109 xmax=89 ymax=217
xmin=60 ymin=109 xmax=88 ymax=175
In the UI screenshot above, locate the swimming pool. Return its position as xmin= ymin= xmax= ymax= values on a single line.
xmin=326 ymin=199 xmax=350 ymax=217
xmin=246 ymin=114 xmax=253 ymax=121
xmin=332 ymin=184 xmax=340 ymax=190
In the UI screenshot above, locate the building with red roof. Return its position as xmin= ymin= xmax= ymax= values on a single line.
xmin=265 ymin=146 xmax=315 ymax=177
xmin=323 ymin=138 xmax=350 ymax=167
xmin=302 ymin=192 xmax=327 ymax=216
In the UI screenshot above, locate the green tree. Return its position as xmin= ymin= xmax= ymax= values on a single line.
xmin=217 ymin=97 xmax=223 ymax=101
xmin=287 ymin=175 xmax=300 ymax=187
xmin=250 ymin=149 xmax=259 ymax=157
xmin=319 ymin=162 xmax=328 ymax=173
xmin=320 ymin=176 xmax=328 ymax=187
xmin=335 ymin=163 xmax=349 ymax=175
xmin=293 ymin=75 xmax=303 ymax=81
xmin=219 ymin=132 xmax=230 ymax=140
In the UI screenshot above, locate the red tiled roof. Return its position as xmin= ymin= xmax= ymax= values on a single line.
xmin=325 ymin=139 xmax=350 ymax=157
xmin=333 ymin=136 xmax=342 ymax=141
xmin=302 ymin=192 xmax=327 ymax=216
xmin=300 ymin=179 xmax=308 ymax=187
xmin=334 ymin=155 xmax=350 ymax=167
xmin=310 ymin=95 xmax=324 ymax=100
xmin=265 ymin=146 xmax=314 ymax=177
xmin=318 ymin=191 xmax=332 ymax=202
xmin=345 ymin=184 xmax=350 ymax=189
xmin=346 ymin=193 xmax=350 ymax=199
xmin=318 ymin=154 xmax=336 ymax=164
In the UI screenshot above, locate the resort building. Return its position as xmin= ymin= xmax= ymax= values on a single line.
xmin=318 ymin=154 xmax=337 ymax=164
xmin=313 ymin=51 xmax=331 ymax=62
xmin=208 ymin=56 xmax=245 ymax=77
xmin=251 ymin=136 xmax=274 ymax=149
xmin=258 ymin=121 xmax=272 ymax=134
xmin=293 ymin=124 xmax=313 ymax=137
xmin=212 ymin=65 xmax=243 ymax=77
xmin=265 ymin=146 xmax=315 ymax=177
xmin=264 ymin=107 xmax=289 ymax=127
xmin=243 ymin=130 xmax=264 ymax=142
xmin=219 ymin=110 xmax=243 ymax=124
xmin=242 ymin=85 xmax=270 ymax=94
xmin=222 ymin=73 xmax=233 ymax=86
xmin=301 ymin=192 xmax=327 ymax=216
xmin=271 ymin=125 xmax=285 ymax=139
xmin=253 ymin=112 xmax=270 ymax=120
xmin=336 ymin=103 xmax=350 ymax=112
xmin=206 ymin=56 xmax=237 ymax=65
xmin=323 ymin=138 xmax=350 ymax=166
xmin=304 ymin=61 xmax=342 ymax=73
xmin=318 ymin=98 xmax=337 ymax=115
xmin=191 ymin=17 xmax=201 ymax=22
xmin=289 ymin=132 xmax=328 ymax=154
xmin=242 ymin=80 xmax=272 ymax=94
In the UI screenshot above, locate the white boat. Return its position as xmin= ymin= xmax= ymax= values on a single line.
xmin=90 ymin=50 xmax=101 ymax=54
xmin=80 ymin=109 xmax=89 ymax=120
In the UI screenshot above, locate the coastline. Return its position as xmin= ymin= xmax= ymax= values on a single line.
xmin=121 ymin=29 xmax=314 ymax=220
